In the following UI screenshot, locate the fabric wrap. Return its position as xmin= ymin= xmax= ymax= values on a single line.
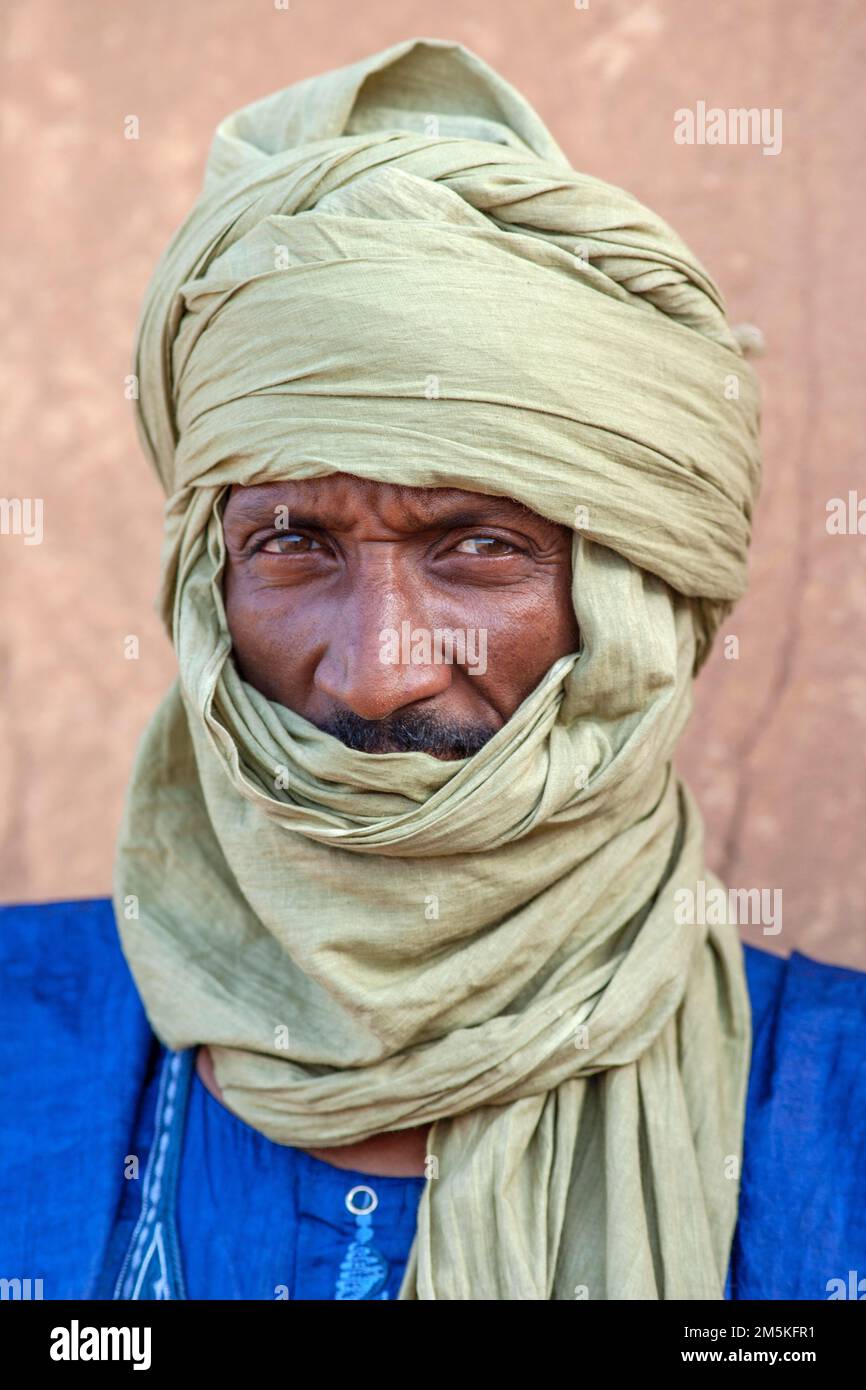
xmin=116 ymin=36 xmax=763 ymax=1299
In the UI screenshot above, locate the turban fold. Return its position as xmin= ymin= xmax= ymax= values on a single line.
xmin=116 ymin=37 xmax=762 ymax=1299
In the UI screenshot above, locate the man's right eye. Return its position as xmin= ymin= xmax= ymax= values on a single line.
xmin=257 ymin=532 xmax=323 ymax=554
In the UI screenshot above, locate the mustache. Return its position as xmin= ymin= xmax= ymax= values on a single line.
xmin=313 ymin=708 xmax=497 ymax=760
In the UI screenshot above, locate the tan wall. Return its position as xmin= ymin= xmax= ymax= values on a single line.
xmin=2 ymin=0 xmax=864 ymax=968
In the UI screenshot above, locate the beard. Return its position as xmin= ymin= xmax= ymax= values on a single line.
xmin=313 ymin=707 xmax=497 ymax=760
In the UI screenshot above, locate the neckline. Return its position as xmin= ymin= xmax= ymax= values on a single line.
xmin=188 ymin=1056 xmax=427 ymax=1186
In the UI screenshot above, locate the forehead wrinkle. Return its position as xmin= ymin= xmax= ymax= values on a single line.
xmin=225 ymin=477 xmax=545 ymax=530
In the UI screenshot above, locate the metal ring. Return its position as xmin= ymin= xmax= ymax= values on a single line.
xmin=345 ymin=1184 xmax=379 ymax=1216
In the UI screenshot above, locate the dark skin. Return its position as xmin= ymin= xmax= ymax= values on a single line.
xmin=196 ymin=473 xmax=580 ymax=1174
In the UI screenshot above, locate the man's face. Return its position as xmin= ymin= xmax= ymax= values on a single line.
xmin=222 ymin=474 xmax=580 ymax=760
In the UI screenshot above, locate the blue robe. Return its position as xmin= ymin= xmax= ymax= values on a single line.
xmin=1 ymin=896 xmax=864 ymax=1300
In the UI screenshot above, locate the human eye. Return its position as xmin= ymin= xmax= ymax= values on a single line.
xmin=451 ymin=534 xmax=522 ymax=557
xmin=256 ymin=531 xmax=324 ymax=555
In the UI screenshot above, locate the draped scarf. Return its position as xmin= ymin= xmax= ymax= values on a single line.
xmin=115 ymin=36 xmax=762 ymax=1299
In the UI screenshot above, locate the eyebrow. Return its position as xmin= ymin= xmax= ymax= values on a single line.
xmin=223 ymin=487 xmax=546 ymax=532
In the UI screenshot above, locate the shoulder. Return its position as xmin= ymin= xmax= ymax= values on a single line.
xmin=2 ymin=891 xmax=130 ymax=993
xmin=0 ymin=891 xmax=155 ymax=1079
xmin=732 ymin=943 xmax=866 ymax=1299
xmin=742 ymin=942 xmax=866 ymax=1104
xmin=0 ymin=894 xmax=153 ymax=1051
xmin=743 ymin=938 xmax=866 ymax=1019
xmin=0 ymin=896 xmax=157 ymax=1295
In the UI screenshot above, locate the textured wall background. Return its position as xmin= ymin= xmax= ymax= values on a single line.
xmin=2 ymin=0 xmax=864 ymax=967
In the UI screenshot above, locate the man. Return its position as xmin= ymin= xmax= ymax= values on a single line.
xmin=1 ymin=37 xmax=864 ymax=1302
xmin=204 ymin=471 xmax=581 ymax=1183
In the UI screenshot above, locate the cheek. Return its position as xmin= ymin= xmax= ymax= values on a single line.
xmin=222 ymin=566 xmax=257 ymax=656
xmin=547 ymin=563 xmax=581 ymax=646
xmin=223 ymin=569 xmax=290 ymax=682
xmin=479 ymin=578 xmax=578 ymax=652
xmin=223 ymin=567 xmax=330 ymax=694
xmin=460 ymin=594 xmax=575 ymax=701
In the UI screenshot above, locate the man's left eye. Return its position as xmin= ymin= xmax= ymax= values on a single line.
xmin=453 ymin=535 xmax=517 ymax=556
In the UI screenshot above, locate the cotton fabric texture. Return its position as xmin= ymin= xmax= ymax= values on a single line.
xmin=116 ymin=37 xmax=763 ymax=1299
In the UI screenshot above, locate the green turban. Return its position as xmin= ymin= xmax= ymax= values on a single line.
xmin=116 ymin=36 xmax=763 ymax=1299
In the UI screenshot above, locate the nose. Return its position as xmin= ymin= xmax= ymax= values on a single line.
xmin=312 ymin=582 xmax=454 ymax=722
